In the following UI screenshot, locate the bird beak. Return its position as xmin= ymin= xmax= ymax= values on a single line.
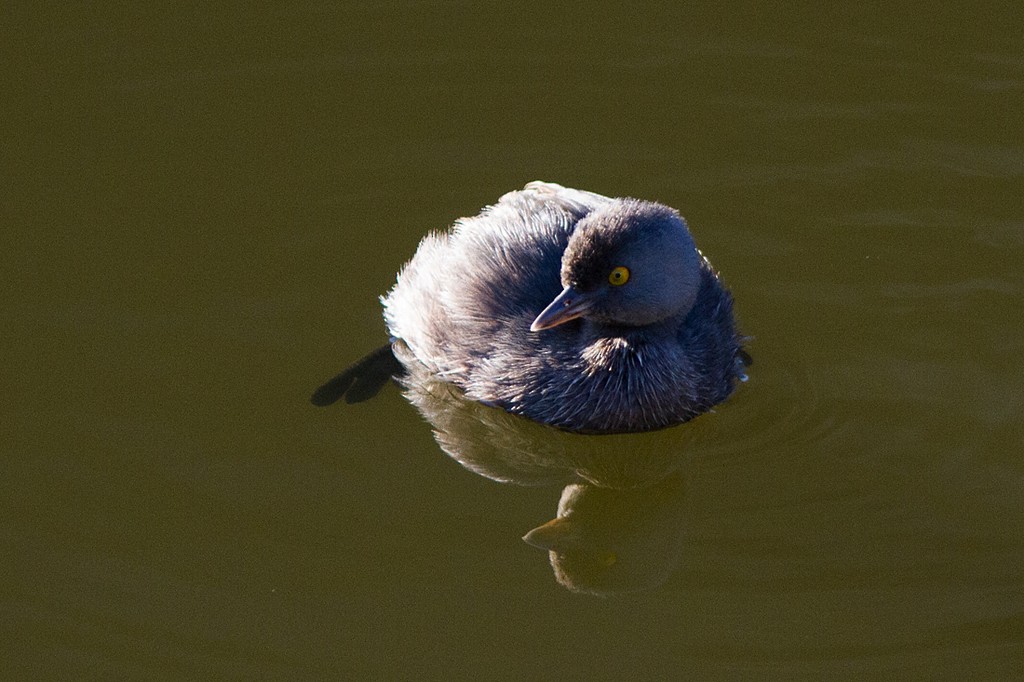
xmin=522 ymin=516 xmax=581 ymax=551
xmin=530 ymin=285 xmax=594 ymax=331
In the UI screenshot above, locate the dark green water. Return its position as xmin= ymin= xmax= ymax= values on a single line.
xmin=6 ymin=4 xmax=1023 ymax=679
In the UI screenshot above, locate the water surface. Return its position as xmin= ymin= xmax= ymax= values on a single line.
xmin=5 ymin=3 xmax=1023 ymax=678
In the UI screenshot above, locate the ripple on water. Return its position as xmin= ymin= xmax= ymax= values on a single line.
xmin=681 ymin=344 xmax=845 ymax=468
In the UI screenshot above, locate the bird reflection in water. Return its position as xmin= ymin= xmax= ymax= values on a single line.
xmin=314 ymin=340 xmax=739 ymax=595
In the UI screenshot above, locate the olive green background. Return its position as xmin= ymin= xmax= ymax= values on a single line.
xmin=5 ymin=4 xmax=1023 ymax=679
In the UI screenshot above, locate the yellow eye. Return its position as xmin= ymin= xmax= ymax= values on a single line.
xmin=608 ymin=266 xmax=630 ymax=286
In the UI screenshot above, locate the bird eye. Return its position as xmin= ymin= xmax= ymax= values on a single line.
xmin=608 ymin=266 xmax=630 ymax=286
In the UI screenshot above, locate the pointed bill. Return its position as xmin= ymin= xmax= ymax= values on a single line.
xmin=530 ymin=285 xmax=595 ymax=331
xmin=522 ymin=516 xmax=581 ymax=550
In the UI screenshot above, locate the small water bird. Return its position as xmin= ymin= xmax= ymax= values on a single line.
xmin=312 ymin=181 xmax=747 ymax=434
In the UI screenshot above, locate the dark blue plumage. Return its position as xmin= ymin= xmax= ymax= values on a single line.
xmin=375 ymin=181 xmax=745 ymax=434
